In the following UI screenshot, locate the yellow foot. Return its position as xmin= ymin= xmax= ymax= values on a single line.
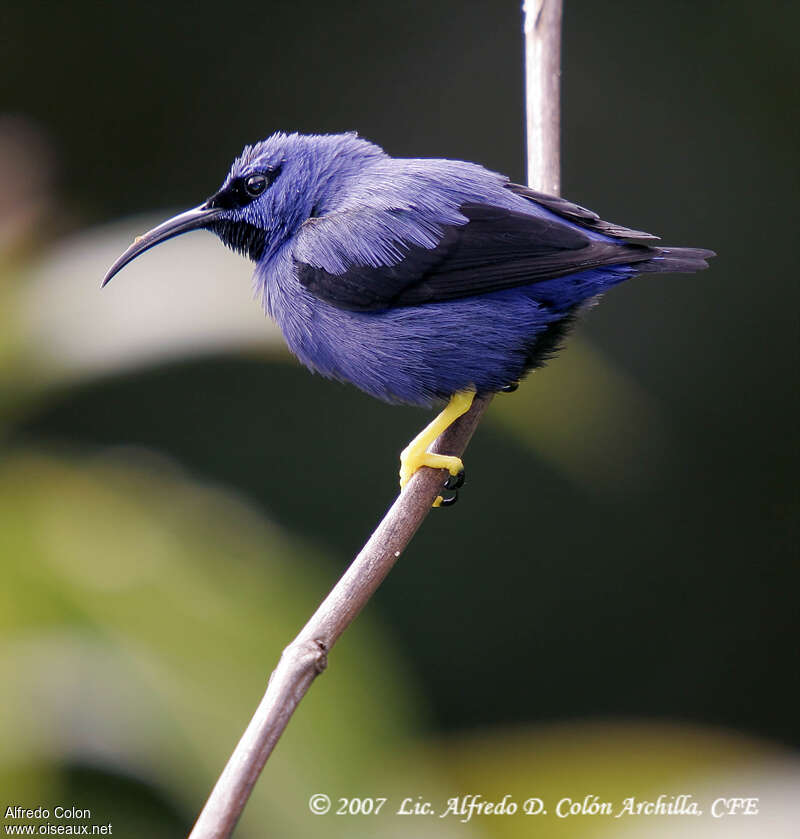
xmin=399 ymin=450 xmax=464 ymax=490
xmin=399 ymin=390 xmax=475 ymax=506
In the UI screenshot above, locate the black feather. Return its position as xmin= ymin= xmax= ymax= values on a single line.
xmin=505 ymin=183 xmax=662 ymax=243
xmin=295 ymin=190 xmax=714 ymax=311
xmin=636 ymin=247 xmax=716 ymax=273
xmin=209 ymin=220 xmax=268 ymax=261
xmin=295 ymin=203 xmax=658 ymax=312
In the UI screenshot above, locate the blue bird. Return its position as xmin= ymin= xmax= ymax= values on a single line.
xmin=104 ymin=132 xmax=714 ymax=505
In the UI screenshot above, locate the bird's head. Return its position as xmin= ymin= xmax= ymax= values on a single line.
xmin=102 ymin=132 xmax=385 ymax=286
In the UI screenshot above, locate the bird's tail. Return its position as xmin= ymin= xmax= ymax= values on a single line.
xmin=637 ymin=246 xmax=716 ymax=274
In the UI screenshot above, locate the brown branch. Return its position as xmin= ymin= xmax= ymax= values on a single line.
xmin=188 ymin=3 xmax=562 ymax=836
xmin=524 ymin=0 xmax=562 ymax=196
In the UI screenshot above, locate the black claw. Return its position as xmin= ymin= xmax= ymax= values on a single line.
xmin=444 ymin=468 xmax=465 ymax=490
xmin=501 ymin=382 xmax=519 ymax=393
xmin=439 ymin=489 xmax=458 ymax=507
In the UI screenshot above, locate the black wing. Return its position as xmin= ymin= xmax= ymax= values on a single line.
xmin=295 ymin=187 xmax=661 ymax=313
xmin=506 ymin=183 xmax=661 ymax=243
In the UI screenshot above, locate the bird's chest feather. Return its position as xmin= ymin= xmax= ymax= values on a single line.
xmin=254 ymin=247 xmax=566 ymax=407
xmin=259 ymin=250 xmax=322 ymax=359
xmin=256 ymin=248 xmax=448 ymax=404
xmin=259 ymin=249 xmax=381 ymax=382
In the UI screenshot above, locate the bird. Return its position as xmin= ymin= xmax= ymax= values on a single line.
xmin=103 ymin=132 xmax=714 ymax=506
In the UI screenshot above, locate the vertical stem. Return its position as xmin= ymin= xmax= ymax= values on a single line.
xmin=524 ymin=0 xmax=562 ymax=195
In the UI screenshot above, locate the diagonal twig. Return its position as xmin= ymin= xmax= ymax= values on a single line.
xmin=188 ymin=3 xmax=562 ymax=836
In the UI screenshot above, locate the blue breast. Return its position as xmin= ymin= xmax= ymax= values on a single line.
xmin=261 ymin=249 xmax=634 ymax=406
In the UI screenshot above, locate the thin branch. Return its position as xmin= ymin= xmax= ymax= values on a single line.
xmin=524 ymin=0 xmax=562 ymax=195
xmin=188 ymin=4 xmax=562 ymax=836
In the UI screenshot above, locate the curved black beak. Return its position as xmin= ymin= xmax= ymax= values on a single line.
xmin=102 ymin=203 xmax=224 ymax=287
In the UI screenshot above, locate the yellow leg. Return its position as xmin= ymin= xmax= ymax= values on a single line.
xmin=399 ymin=390 xmax=475 ymax=506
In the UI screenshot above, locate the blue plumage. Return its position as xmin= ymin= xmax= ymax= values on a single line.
xmin=103 ymin=131 xmax=714 ymax=408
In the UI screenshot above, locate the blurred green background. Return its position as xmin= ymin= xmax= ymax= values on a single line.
xmin=1 ymin=1 xmax=797 ymax=836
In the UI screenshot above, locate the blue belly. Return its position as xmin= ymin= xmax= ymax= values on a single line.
xmin=264 ymin=260 xmax=636 ymax=407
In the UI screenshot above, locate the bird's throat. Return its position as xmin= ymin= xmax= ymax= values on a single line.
xmin=208 ymin=219 xmax=269 ymax=262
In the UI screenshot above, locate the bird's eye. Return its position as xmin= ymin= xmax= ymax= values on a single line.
xmin=244 ymin=174 xmax=267 ymax=197
xmin=207 ymin=166 xmax=282 ymax=210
